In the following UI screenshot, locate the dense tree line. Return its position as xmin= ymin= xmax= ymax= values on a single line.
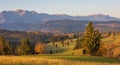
xmin=0 ymin=29 xmax=79 ymax=55
xmin=0 ymin=29 xmax=79 ymax=45
xmin=0 ymin=36 xmax=47 ymax=55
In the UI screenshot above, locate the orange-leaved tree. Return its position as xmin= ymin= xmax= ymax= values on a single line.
xmin=34 ymin=42 xmax=46 ymax=54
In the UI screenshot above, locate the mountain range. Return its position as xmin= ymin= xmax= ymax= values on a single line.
xmin=0 ymin=9 xmax=120 ymax=33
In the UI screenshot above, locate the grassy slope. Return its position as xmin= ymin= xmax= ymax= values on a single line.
xmin=102 ymin=34 xmax=120 ymax=44
xmin=45 ymin=39 xmax=76 ymax=55
xmin=45 ymin=34 xmax=120 ymax=55
xmin=42 ymin=34 xmax=120 ymax=63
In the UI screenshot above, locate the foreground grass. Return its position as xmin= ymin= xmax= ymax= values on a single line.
xmin=27 ymin=55 xmax=120 ymax=63
xmin=0 ymin=55 xmax=120 ymax=65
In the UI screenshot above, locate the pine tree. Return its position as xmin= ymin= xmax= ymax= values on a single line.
xmin=55 ymin=44 xmax=58 ymax=47
xmin=73 ymin=38 xmax=83 ymax=50
xmin=19 ymin=38 xmax=32 ymax=55
xmin=5 ymin=41 xmax=13 ymax=55
xmin=91 ymin=30 xmax=101 ymax=55
xmin=50 ymin=49 xmax=53 ymax=54
xmin=0 ymin=36 xmax=13 ymax=55
xmin=67 ymin=41 xmax=69 ymax=46
xmin=0 ymin=36 xmax=6 ymax=55
xmin=83 ymin=22 xmax=101 ymax=55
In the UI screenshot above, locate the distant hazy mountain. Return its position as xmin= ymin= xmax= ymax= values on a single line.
xmin=0 ymin=9 xmax=120 ymax=33
xmin=1 ymin=19 xmax=120 ymax=33
xmin=0 ymin=9 xmax=120 ymax=24
xmin=39 ymin=20 xmax=120 ymax=33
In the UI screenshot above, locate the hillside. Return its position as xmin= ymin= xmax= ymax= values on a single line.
xmin=44 ymin=32 xmax=120 ymax=58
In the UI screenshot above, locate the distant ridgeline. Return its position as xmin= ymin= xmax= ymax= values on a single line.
xmin=1 ymin=10 xmax=120 ymax=33
xmin=1 ymin=20 xmax=120 ymax=33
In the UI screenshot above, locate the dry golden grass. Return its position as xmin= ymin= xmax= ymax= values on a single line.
xmin=0 ymin=56 xmax=119 ymax=65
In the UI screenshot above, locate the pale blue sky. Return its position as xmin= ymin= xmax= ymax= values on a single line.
xmin=0 ymin=0 xmax=120 ymax=17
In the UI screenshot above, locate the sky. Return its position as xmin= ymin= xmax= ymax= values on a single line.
xmin=0 ymin=0 xmax=120 ymax=18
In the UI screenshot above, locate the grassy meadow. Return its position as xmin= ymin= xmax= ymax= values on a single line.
xmin=0 ymin=55 xmax=120 ymax=65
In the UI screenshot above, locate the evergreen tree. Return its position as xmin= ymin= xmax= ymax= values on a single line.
xmin=50 ymin=49 xmax=53 ymax=54
xmin=0 ymin=36 xmax=6 ymax=55
xmin=0 ymin=36 xmax=13 ymax=55
xmin=19 ymin=38 xmax=32 ymax=55
xmin=67 ymin=41 xmax=69 ymax=46
xmin=73 ymin=38 xmax=83 ymax=50
xmin=55 ymin=44 xmax=58 ymax=47
xmin=83 ymin=22 xmax=101 ymax=55
xmin=91 ymin=30 xmax=101 ymax=55
xmin=61 ymin=41 xmax=64 ymax=46
xmin=5 ymin=41 xmax=13 ymax=55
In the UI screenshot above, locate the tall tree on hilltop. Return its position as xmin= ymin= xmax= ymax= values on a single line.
xmin=83 ymin=22 xmax=101 ymax=55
